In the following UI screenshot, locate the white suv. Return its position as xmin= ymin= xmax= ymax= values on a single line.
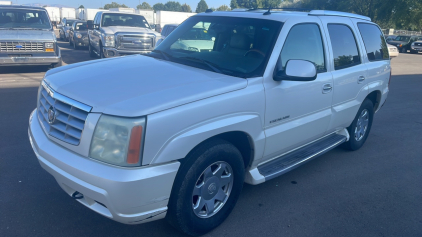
xmin=29 ymin=9 xmax=390 ymax=236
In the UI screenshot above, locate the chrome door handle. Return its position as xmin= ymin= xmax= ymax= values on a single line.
xmin=322 ymin=84 xmax=332 ymax=94
xmin=358 ymin=76 xmax=366 ymax=83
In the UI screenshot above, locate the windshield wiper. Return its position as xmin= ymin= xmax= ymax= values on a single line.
xmin=179 ymin=57 xmax=222 ymax=74
xmin=152 ymin=50 xmax=172 ymax=60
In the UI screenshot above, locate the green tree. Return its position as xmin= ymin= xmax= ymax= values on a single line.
xmin=181 ymin=3 xmax=192 ymax=12
xmin=165 ymin=1 xmax=182 ymax=11
xmin=153 ymin=3 xmax=166 ymax=11
xmin=103 ymin=2 xmax=128 ymax=9
xmin=230 ymin=0 xmax=239 ymax=9
xmin=78 ymin=5 xmax=85 ymax=8
xmin=217 ymin=5 xmax=230 ymax=11
xmin=137 ymin=2 xmax=152 ymax=10
xmin=196 ymin=0 xmax=208 ymax=13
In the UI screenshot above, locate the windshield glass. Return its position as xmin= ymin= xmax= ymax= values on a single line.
xmin=101 ymin=13 xmax=149 ymax=28
xmin=153 ymin=16 xmax=282 ymax=78
xmin=65 ymin=20 xmax=75 ymax=27
xmin=394 ymin=36 xmax=410 ymax=41
xmin=0 ymin=9 xmax=51 ymax=29
xmin=75 ymin=22 xmax=87 ymax=30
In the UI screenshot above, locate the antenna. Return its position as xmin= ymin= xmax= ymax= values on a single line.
xmin=263 ymin=7 xmax=272 ymax=15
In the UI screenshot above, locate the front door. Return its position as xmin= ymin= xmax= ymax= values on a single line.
xmin=262 ymin=18 xmax=333 ymax=162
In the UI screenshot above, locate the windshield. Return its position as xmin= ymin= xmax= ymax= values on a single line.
xmin=394 ymin=36 xmax=410 ymax=41
xmin=75 ymin=22 xmax=87 ymax=30
xmin=152 ymin=16 xmax=282 ymax=78
xmin=418 ymin=37 xmax=422 ymax=41
xmin=0 ymin=9 xmax=51 ymax=29
xmin=65 ymin=20 xmax=75 ymax=27
xmin=101 ymin=13 xmax=149 ymax=28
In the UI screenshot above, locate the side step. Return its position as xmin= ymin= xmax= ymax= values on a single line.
xmin=258 ymin=133 xmax=347 ymax=181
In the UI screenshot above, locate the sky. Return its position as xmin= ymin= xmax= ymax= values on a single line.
xmin=11 ymin=0 xmax=231 ymax=9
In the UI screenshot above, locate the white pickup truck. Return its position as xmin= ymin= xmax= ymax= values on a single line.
xmin=87 ymin=11 xmax=160 ymax=58
xmin=29 ymin=9 xmax=390 ymax=236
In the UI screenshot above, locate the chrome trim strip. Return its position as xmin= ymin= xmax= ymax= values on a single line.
xmin=41 ymin=81 xmax=92 ymax=112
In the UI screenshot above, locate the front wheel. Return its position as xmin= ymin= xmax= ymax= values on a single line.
xmin=342 ymin=99 xmax=374 ymax=151
xmin=167 ymin=139 xmax=245 ymax=236
xmin=400 ymin=47 xmax=407 ymax=53
xmin=88 ymin=42 xmax=96 ymax=58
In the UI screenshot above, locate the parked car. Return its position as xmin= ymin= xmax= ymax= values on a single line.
xmin=410 ymin=36 xmax=422 ymax=54
xmin=387 ymin=35 xmax=419 ymax=53
xmin=58 ymin=18 xmax=77 ymax=41
xmin=87 ymin=11 xmax=160 ymax=58
xmin=385 ymin=35 xmax=396 ymax=41
xmin=0 ymin=5 xmax=61 ymax=67
xmin=69 ymin=21 xmax=89 ymax=49
xmin=387 ymin=44 xmax=399 ymax=58
xmin=156 ymin=23 xmax=178 ymax=46
xmin=29 ymin=10 xmax=390 ymax=236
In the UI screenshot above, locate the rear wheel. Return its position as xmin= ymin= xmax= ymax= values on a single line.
xmin=167 ymin=139 xmax=245 ymax=236
xmin=342 ymin=99 xmax=374 ymax=151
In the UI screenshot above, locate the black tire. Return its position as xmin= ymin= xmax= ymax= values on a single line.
xmin=167 ymin=139 xmax=245 ymax=236
xmin=400 ymin=47 xmax=407 ymax=53
xmin=88 ymin=42 xmax=96 ymax=58
xmin=73 ymin=38 xmax=79 ymax=50
xmin=69 ymin=38 xmax=72 ymax=46
xmin=99 ymin=44 xmax=105 ymax=58
xmin=342 ymin=99 xmax=374 ymax=151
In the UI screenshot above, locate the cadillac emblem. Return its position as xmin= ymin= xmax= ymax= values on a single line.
xmin=47 ymin=106 xmax=57 ymax=124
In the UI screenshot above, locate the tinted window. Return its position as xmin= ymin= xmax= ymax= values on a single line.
xmin=394 ymin=36 xmax=410 ymax=41
xmin=75 ymin=22 xmax=87 ymax=30
xmin=357 ymin=23 xmax=389 ymax=61
xmin=279 ymin=23 xmax=325 ymax=72
xmin=328 ymin=24 xmax=361 ymax=70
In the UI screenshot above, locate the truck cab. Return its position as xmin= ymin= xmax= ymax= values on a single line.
xmin=87 ymin=11 xmax=160 ymax=58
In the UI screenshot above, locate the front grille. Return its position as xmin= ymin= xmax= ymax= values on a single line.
xmin=37 ymin=83 xmax=91 ymax=145
xmin=116 ymin=33 xmax=155 ymax=50
xmin=0 ymin=41 xmax=44 ymax=52
xmin=416 ymin=43 xmax=422 ymax=46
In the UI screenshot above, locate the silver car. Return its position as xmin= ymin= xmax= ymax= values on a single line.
xmin=0 ymin=5 xmax=61 ymax=67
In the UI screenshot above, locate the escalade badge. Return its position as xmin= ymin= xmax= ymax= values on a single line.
xmin=47 ymin=106 xmax=57 ymax=124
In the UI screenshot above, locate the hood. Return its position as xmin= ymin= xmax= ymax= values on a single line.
xmin=44 ymin=55 xmax=247 ymax=117
xmin=0 ymin=29 xmax=55 ymax=41
xmin=103 ymin=26 xmax=158 ymax=36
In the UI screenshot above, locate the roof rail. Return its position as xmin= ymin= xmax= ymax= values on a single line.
xmin=309 ymin=10 xmax=371 ymax=21
xmin=248 ymin=8 xmax=312 ymax=12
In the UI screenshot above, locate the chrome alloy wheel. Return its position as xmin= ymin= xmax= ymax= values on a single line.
xmin=192 ymin=161 xmax=233 ymax=218
xmin=355 ymin=109 xmax=369 ymax=141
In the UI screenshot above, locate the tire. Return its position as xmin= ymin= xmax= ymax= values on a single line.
xmin=51 ymin=58 xmax=62 ymax=68
xmin=73 ymin=38 xmax=78 ymax=50
xmin=400 ymin=47 xmax=407 ymax=53
xmin=88 ymin=42 xmax=96 ymax=58
xmin=99 ymin=44 xmax=105 ymax=58
xmin=342 ymin=99 xmax=374 ymax=151
xmin=167 ymin=139 xmax=245 ymax=236
xmin=69 ymin=38 xmax=72 ymax=46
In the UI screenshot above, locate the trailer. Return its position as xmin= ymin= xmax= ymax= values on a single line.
xmin=78 ymin=8 xmax=106 ymax=21
xmin=109 ymin=8 xmax=135 ymax=13
xmin=0 ymin=1 xmax=12 ymax=5
xmin=60 ymin=7 xmax=76 ymax=21
xmin=155 ymin=11 xmax=196 ymax=32
xmin=135 ymin=9 xmax=155 ymax=25
xmin=44 ymin=7 xmax=60 ymax=26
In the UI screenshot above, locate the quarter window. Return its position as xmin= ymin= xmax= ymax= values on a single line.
xmin=357 ymin=23 xmax=389 ymax=61
xmin=328 ymin=24 xmax=361 ymax=70
xmin=279 ymin=23 xmax=326 ymax=73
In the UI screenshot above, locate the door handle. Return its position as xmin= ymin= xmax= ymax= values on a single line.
xmin=358 ymin=76 xmax=365 ymax=83
xmin=322 ymin=84 xmax=332 ymax=94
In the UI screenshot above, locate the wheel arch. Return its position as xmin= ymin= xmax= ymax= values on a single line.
xmin=366 ymin=90 xmax=382 ymax=111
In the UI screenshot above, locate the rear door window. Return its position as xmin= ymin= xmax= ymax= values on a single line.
xmin=327 ymin=24 xmax=361 ymax=70
xmin=357 ymin=23 xmax=389 ymax=61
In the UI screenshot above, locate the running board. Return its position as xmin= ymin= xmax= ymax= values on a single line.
xmin=258 ymin=134 xmax=347 ymax=181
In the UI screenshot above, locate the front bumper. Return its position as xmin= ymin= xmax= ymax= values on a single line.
xmin=28 ymin=109 xmax=180 ymax=224
xmin=103 ymin=47 xmax=152 ymax=58
xmin=0 ymin=49 xmax=61 ymax=66
xmin=74 ymin=37 xmax=89 ymax=47
xmin=411 ymin=46 xmax=422 ymax=51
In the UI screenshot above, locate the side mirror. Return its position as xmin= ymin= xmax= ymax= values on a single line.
xmin=273 ymin=60 xmax=317 ymax=82
xmin=87 ymin=20 xmax=94 ymax=30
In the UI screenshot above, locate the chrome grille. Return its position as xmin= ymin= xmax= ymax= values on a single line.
xmin=0 ymin=41 xmax=44 ymax=52
xmin=116 ymin=33 xmax=155 ymax=50
xmin=416 ymin=43 xmax=422 ymax=46
xmin=37 ymin=82 xmax=91 ymax=145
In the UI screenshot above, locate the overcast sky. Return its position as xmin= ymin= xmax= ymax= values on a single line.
xmin=13 ymin=0 xmax=230 ymax=9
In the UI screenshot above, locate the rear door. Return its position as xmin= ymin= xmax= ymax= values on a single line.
xmin=319 ymin=17 xmax=369 ymax=133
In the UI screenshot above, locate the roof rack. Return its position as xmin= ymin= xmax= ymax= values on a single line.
xmin=309 ymin=10 xmax=371 ymax=21
xmin=248 ymin=7 xmax=312 ymax=13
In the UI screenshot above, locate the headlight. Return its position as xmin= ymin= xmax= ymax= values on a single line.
xmin=103 ymin=34 xmax=115 ymax=47
xmin=75 ymin=33 xmax=82 ymax=39
xmin=45 ymin=42 xmax=54 ymax=52
xmin=89 ymin=115 xmax=145 ymax=166
xmin=411 ymin=42 xmax=415 ymax=46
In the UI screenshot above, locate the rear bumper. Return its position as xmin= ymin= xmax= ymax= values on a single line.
xmin=103 ymin=47 xmax=152 ymax=58
xmin=28 ymin=109 xmax=180 ymax=224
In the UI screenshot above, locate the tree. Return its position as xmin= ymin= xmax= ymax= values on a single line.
xmin=153 ymin=3 xmax=166 ymax=11
xmin=103 ymin=2 xmax=128 ymax=10
xmin=230 ymin=0 xmax=239 ymax=9
xmin=196 ymin=0 xmax=208 ymax=13
xmin=181 ymin=3 xmax=192 ymax=12
xmin=217 ymin=5 xmax=230 ymax=11
xmin=78 ymin=5 xmax=85 ymax=9
xmin=137 ymin=2 xmax=152 ymax=10
xmin=165 ymin=1 xmax=182 ymax=11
